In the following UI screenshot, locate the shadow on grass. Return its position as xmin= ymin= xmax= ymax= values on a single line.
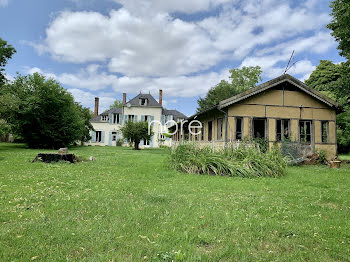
xmin=0 ymin=143 xmax=28 ymax=151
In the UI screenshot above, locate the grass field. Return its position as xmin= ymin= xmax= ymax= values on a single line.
xmin=0 ymin=143 xmax=349 ymax=261
xmin=339 ymin=152 xmax=350 ymax=161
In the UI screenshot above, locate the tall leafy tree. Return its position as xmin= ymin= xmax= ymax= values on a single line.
xmin=121 ymin=121 xmax=153 ymax=150
xmin=0 ymin=73 xmax=92 ymax=148
xmin=0 ymin=37 xmax=16 ymax=86
xmin=197 ymin=66 xmax=262 ymax=112
xmin=0 ymin=38 xmax=16 ymax=138
xmin=305 ymin=60 xmax=342 ymax=91
xmin=0 ymin=119 xmax=10 ymax=139
xmin=305 ymin=60 xmax=343 ymax=101
xmin=327 ymin=0 xmax=350 ymax=59
xmin=109 ymin=99 xmax=123 ymax=109
xmin=305 ymin=61 xmax=350 ymax=153
xmin=326 ymin=0 xmax=350 ymax=108
xmin=76 ymin=104 xmax=94 ymax=145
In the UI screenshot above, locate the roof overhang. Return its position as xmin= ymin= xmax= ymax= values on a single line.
xmin=218 ymin=74 xmax=339 ymax=110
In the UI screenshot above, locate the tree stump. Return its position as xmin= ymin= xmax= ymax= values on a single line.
xmin=32 ymin=153 xmax=77 ymax=163
xmin=330 ymin=160 xmax=341 ymax=169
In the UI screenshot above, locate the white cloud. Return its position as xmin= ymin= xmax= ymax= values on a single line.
xmin=26 ymin=65 xmax=230 ymax=98
xmin=33 ymin=9 xmax=221 ymax=77
xmin=241 ymin=32 xmax=335 ymax=79
xmin=4 ymin=72 xmax=14 ymax=81
xmin=68 ymin=88 xmax=115 ymax=113
xmin=257 ymin=32 xmax=335 ymax=57
xmin=241 ymin=56 xmax=317 ymax=80
xmin=32 ymin=0 xmax=331 ymax=79
xmin=0 ymin=0 xmax=8 ymax=7
xmin=114 ymin=0 xmax=232 ymax=15
xmin=26 ymin=67 xmax=57 ymax=79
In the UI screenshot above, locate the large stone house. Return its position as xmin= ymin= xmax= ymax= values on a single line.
xmin=173 ymin=74 xmax=340 ymax=159
xmin=89 ymin=90 xmax=186 ymax=148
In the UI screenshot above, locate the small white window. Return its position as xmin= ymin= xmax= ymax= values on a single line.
xmin=101 ymin=115 xmax=108 ymax=122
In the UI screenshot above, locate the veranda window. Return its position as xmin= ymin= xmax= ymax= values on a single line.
xmin=235 ymin=117 xmax=243 ymax=140
xmin=299 ymin=120 xmax=312 ymax=143
xmin=217 ymin=118 xmax=223 ymax=140
xmin=276 ymin=119 xmax=290 ymax=141
xmin=321 ymin=121 xmax=328 ymax=143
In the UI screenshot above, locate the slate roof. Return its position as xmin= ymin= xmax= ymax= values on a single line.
xmin=90 ymin=108 xmax=122 ymax=123
xmin=127 ymin=93 xmax=162 ymax=107
xmin=101 ymin=108 xmax=123 ymax=115
xmin=91 ymin=93 xmax=187 ymax=123
xmin=163 ymin=109 xmax=187 ymax=121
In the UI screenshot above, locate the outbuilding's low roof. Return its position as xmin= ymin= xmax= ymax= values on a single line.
xmin=187 ymin=74 xmax=340 ymax=121
xmin=219 ymin=74 xmax=339 ymax=109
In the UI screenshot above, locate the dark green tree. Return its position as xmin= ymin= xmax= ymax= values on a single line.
xmin=0 ymin=38 xmax=16 ymax=138
xmin=0 ymin=37 xmax=16 ymax=86
xmin=327 ymin=0 xmax=350 ymax=59
xmin=336 ymin=111 xmax=350 ymax=153
xmin=0 ymin=119 xmax=10 ymax=139
xmin=76 ymin=104 xmax=94 ymax=145
xmin=0 ymin=73 xmax=92 ymax=148
xmin=120 ymin=121 xmax=153 ymax=150
xmin=109 ymin=99 xmax=123 ymax=109
xmin=305 ymin=60 xmax=342 ymax=91
xmin=305 ymin=60 xmax=350 ymax=153
xmin=197 ymin=66 xmax=262 ymax=112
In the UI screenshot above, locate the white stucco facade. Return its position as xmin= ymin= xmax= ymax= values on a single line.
xmin=88 ymin=93 xmax=185 ymax=148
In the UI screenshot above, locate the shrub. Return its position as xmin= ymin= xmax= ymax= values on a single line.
xmin=316 ymin=149 xmax=327 ymax=165
xmin=252 ymin=137 xmax=269 ymax=153
xmin=169 ymin=141 xmax=287 ymax=178
xmin=116 ymin=139 xmax=123 ymax=147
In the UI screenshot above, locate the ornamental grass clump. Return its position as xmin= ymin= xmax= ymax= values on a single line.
xmin=169 ymin=142 xmax=287 ymax=178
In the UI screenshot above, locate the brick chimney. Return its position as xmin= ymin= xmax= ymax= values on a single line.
xmin=94 ymin=97 xmax=99 ymax=117
xmin=159 ymin=89 xmax=163 ymax=106
xmin=123 ymin=93 xmax=127 ymax=104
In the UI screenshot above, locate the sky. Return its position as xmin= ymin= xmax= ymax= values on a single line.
xmin=0 ymin=0 xmax=345 ymax=116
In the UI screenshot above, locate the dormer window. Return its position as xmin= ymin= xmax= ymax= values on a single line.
xmin=139 ymin=98 xmax=148 ymax=106
xmin=101 ymin=115 xmax=109 ymax=122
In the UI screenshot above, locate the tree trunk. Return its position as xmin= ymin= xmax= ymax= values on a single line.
xmin=134 ymin=140 xmax=140 ymax=150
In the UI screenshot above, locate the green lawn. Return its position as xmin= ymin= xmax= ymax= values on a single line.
xmin=339 ymin=152 xmax=350 ymax=161
xmin=0 ymin=143 xmax=349 ymax=262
